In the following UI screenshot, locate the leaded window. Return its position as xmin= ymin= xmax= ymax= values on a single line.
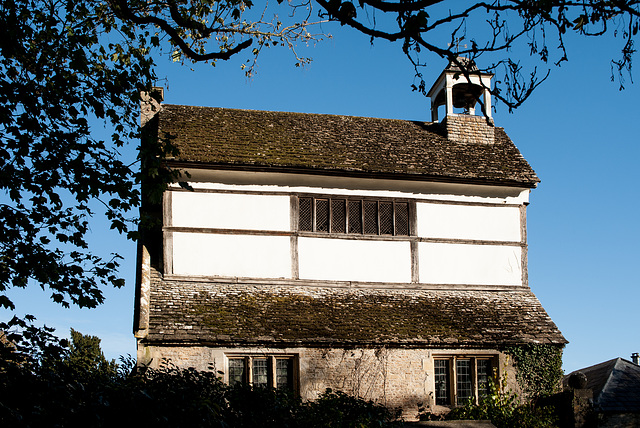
xmin=298 ymin=196 xmax=411 ymax=236
xmin=227 ymin=355 xmax=296 ymax=391
xmin=434 ymin=359 xmax=451 ymax=405
xmin=228 ymin=358 xmax=246 ymax=386
xmin=456 ymin=359 xmax=473 ymax=405
xmin=477 ymin=359 xmax=492 ymax=398
xmin=434 ymin=356 xmax=496 ymax=407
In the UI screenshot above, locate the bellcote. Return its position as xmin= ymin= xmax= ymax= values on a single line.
xmin=428 ymin=58 xmax=495 ymax=145
xmin=427 ymin=57 xmax=493 ymax=122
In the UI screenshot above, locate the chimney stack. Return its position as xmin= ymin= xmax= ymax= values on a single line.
xmin=632 ymin=353 xmax=639 ymax=365
xmin=140 ymin=86 xmax=164 ymax=127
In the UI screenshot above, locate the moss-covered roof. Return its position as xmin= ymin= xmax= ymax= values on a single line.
xmin=154 ymin=105 xmax=539 ymax=187
xmin=145 ymin=270 xmax=566 ymax=348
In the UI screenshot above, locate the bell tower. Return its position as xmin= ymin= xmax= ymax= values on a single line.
xmin=427 ymin=58 xmax=496 ymax=145
xmin=427 ymin=57 xmax=493 ymax=121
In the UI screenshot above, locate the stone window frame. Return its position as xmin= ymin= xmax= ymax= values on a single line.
xmin=434 ymin=355 xmax=497 ymax=407
xmin=296 ymin=194 xmax=415 ymax=237
xmin=226 ymin=354 xmax=298 ymax=392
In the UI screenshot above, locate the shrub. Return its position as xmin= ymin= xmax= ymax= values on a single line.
xmin=445 ymin=378 xmax=558 ymax=428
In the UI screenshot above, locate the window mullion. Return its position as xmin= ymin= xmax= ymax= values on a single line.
xmin=312 ymin=198 xmax=316 ymax=232
xmin=473 ymin=358 xmax=479 ymax=404
xmin=328 ymin=198 xmax=333 ymax=233
xmin=392 ymin=202 xmax=397 ymax=236
xmin=451 ymin=357 xmax=457 ymax=406
xmin=269 ymin=356 xmax=276 ymax=389
xmin=345 ymin=200 xmax=350 ymax=234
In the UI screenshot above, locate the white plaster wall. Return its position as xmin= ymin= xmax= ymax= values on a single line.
xmin=170 ymin=191 xmax=290 ymax=231
xmin=418 ymin=242 xmax=522 ymax=285
xmin=417 ymin=203 xmax=521 ymax=241
xmin=172 ymin=232 xmax=291 ymax=278
xmin=171 ymin=170 xmax=531 ymax=205
xmin=298 ymin=238 xmax=411 ymax=283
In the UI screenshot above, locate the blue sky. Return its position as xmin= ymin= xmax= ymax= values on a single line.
xmin=3 ymin=8 xmax=639 ymax=374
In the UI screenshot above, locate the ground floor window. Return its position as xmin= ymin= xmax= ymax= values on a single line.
xmin=434 ymin=356 xmax=496 ymax=406
xmin=227 ymin=355 xmax=296 ymax=391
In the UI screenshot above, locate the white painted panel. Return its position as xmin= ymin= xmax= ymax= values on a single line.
xmin=172 ymin=232 xmax=291 ymax=278
xmin=178 ymin=169 xmax=532 ymax=205
xmin=298 ymin=238 xmax=411 ymax=283
xmin=418 ymin=242 xmax=521 ymax=285
xmin=417 ymin=203 xmax=521 ymax=241
xmin=171 ymin=191 xmax=290 ymax=231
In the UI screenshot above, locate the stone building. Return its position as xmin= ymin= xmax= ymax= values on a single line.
xmin=564 ymin=357 xmax=640 ymax=427
xmin=134 ymin=60 xmax=566 ymax=418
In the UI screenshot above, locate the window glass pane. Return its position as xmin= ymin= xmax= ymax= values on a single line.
xmin=316 ymin=199 xmax=329 ymax=232
xmin=276 ymin=358 xmax=293 ymax=390
xmin=477 ymin=359 xmax=492 ymax=398
xmin=456 ymin=359 xmax=473 ymax=405
xmin=299 ymin=198 xmax=313 ymax=231
xmin=348 ymin=200 xmax=362 ymax=234
xmin=299 ymin=197 xmax=413 ymax=236
xmin=379 ymin=201 xmax=394 ymax=235
xmin=394 ymin=202 xmax=409 ymax=236
xmin=363 ymin=201 xmax=378 ymax=234
xmin=331 ymin=199 xmax=346 ymax=233
xmin=434 ymin=359 xmax=450 ymax=405
xmin=229 ymin=358 xmax=245 ymax=386
xmin=253 ymin=359 xmax=269 ymax=387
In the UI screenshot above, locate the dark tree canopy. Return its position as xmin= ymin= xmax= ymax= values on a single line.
xmin=314 ymin=0 xmax=639 ymax=109
xmin=0 ymin=0 xmax=637 ymax=337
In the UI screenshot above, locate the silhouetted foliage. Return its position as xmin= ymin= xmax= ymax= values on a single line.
xmin=0 ymin=329 xmax=401 ymax=427
xmin=1 ymin=0 xmax=637 ymax=352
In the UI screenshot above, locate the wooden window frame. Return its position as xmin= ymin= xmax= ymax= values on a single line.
xmin=296 ymin=195 xmax=414 ymax=237
xmin=226 ymin=354 xmax=298 ymax=392
xmin=434 ymin=356 xmax=497 ymax=407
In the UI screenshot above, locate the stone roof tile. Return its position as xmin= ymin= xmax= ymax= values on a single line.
xmin=145 ymin=270 xmax=566 ymax=348
xmin=154 ymin=105 xmax=539 ymax=187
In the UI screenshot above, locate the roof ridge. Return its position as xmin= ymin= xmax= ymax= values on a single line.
xmin=155 ymin=104 xmax=540 ymax=187
xmin=161 ymin=103 xmax=433 ymax=124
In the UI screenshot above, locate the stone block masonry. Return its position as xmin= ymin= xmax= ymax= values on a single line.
xmin=444 ymin=115 xmax=495 ymax=145
xmin=137 ymin=344 xmax=519 ymax=421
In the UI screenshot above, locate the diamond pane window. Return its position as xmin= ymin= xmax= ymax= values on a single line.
xmin=348 ymin=200 xmax=362 ymax=234
xmin=379 ymin=201 xmax=394 ymax=235
xmin=315 ymin=199 xmax=329 ymax=232
xmin=299 ymin=198 xmax=313 ymax=231
xmin=394 ymin=202 xmax=409 ymax=235
xmin=331 ymin=199 xmax=346 ymax=233
xmin=363 ymin=201 xmax=378 ymax=234
xmin=298 ymin=196 xmax=411 ymax=236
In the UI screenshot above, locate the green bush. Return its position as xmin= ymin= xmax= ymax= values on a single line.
xmin=444 ymin=378 xmax=558 ymax=428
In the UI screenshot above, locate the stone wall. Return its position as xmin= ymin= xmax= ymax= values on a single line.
xmin=443 ymin=115 xmax=495 ymax=145
xmin=137 ymin=343 xmax=519 ymax=420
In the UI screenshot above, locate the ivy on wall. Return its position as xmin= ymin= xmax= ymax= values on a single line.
xmin=505 ymin=344 xmax=564 ymax=398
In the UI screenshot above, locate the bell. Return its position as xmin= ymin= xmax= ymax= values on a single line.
xmin=452 ymin=83 xmax=483 ymax=110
